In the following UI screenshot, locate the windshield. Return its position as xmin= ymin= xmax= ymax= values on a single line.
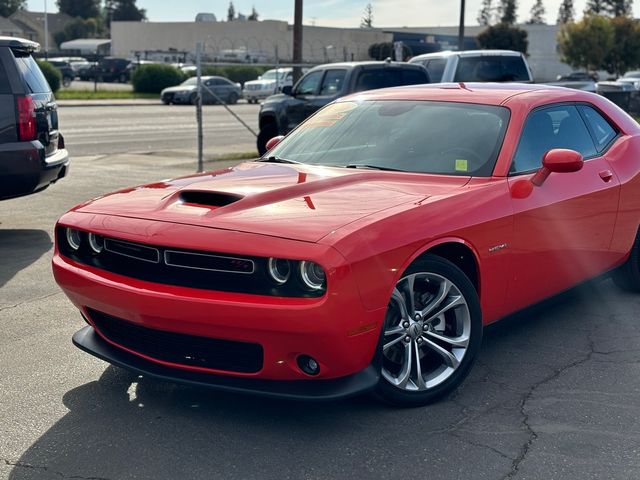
xmin=267 ymin=100 xmax=510 ymax=176
xmin=260 ymin=69 xmax=288 ymax=80
xmin=182 ymin=77 xmax=198 ymax=86
xmin=622 ymin=71 xmax=640 ymax=78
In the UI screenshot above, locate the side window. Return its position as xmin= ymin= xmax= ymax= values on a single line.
xmin=511 ymin=105 xmax=597 ymax=174
xmin=0 ymin=59 xmax=11 ymax=94
xmin=580 ymin=105 xmax=617 ymax=152
xmin=319 ymin=69 xmax=346 ymax=95
xmin=424 ymin=59 xmax=446 ymax=82
xmin=295 ymin=71 xmax=323 ymax=95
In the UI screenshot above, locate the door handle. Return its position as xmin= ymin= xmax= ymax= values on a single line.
xmin=599 ymin=170 xmax=613 ymax=182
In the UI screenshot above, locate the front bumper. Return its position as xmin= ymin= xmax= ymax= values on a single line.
xmin=53 ymin=215 xmax=385 ymax=391
xmin=74 ymin=326 xmax=379 ymax=400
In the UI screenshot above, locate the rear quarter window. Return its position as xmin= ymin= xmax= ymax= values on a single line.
xmin=14 ymin=54 xmax=51 ymax=94
xmin=455 ymin=55 xmax=530 ymax=82
xmin=0 ymin=62 xmax=11 ymax=94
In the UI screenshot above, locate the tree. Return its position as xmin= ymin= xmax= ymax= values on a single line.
xmin=368 ymin=42 xmax=412 ymax=61
xmin=105 ymin=0 xmax=146 ymax=25
xmin=558 ymin=14 xmax=614 ymax=72
xmin=248 ymin=6 xmax=259 ymax=21
xmin=227 ymin=2 xmax=235 ymax=21
xmin=585 ymin=0 xmax=607 ymax=15
xmin=54 ymin=17 xmax=104 ymax=46
xmin=498 ymin=0 xmax=517 ymax=25
xmin=606 ymin=0 xmax=632 ymax=16
xmin=477 ymin=23 xmax=528 ymax=54
xmin=0 ymin=0 xmax=25 ymax=17
xmin=557 ymin=0 xmax=575 ymax=24
xmin=477 ymin=0 xmax=493 ymax=26
xmin=56 ymin=0 xmax=100 ymax=19
xmin=360 ymin=3 xmax=373 ymax=28
xmin=527 ymin=0 xmax=546 ymax=24
xmin=603 ymin=16 xmax=640 ymax=76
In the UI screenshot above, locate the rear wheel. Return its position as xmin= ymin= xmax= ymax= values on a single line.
xmin=612 ymin=230 xmax=640 ymax=292
xmin=62 ymin=76 xmax=72 ymax=87
xmin=257 ymin=122 xmax=278 ymax=155
xmin=227 ymin=92 xmax=239 ymax=104
xmin=190 ymin=92 xmax=198 ymax=105
xmin=375 ymin=254 xmax=482 ymax=407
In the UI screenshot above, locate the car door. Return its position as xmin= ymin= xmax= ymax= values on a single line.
xmin=286 ymin=70 xmax=324 ymax=131
xmin=506 ymin=104 xmax=621 ymax=309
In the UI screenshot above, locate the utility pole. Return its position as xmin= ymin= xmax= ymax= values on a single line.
xmin=292 ymin=0 xmax=303 ymax=84
xmin=44 ymin=0 xmax=49 ymax=59
xmin=458 ymin=0 xmax=465 ymax=51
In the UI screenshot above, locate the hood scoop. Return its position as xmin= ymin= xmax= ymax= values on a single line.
xmin=179 ymin=190 xmax=244 ymax=209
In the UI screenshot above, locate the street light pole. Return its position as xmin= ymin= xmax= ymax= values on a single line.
xmin=44 ymin=0 xmax=49 ymax=59
xmin=292 ymin=0 xmax=303 ymax=83
xmin=458 ymin=0 xmax=465 ymax=51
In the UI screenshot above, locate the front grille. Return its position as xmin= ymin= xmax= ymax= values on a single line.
xmin=88 ymin=308 xmax=263 ymax=373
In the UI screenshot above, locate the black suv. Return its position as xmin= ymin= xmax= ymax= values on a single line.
xmin=89 ymin=57 xmax=132 ymax=83
xmin=257 ymin=60 xmax=430 ymax=154
xmin=0 ymin=37 xmax=69 ymax=200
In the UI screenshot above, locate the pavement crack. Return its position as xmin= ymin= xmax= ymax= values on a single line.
xmin=449 ymin=432 xmax=514 ymax=461
xmin=0 ymin=292 xmax=61 ymax=313
xmin=500 ymin=334 xmax=596 ymax=480
xmin=3 ymin=458 xmax=111 ymax=480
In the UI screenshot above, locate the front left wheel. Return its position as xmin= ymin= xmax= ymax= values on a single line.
xmin=375 ymin=254 xmax=482 ymax=407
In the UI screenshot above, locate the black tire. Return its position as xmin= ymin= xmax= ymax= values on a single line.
xmin=227 ymin=92 xmax=239 ymax=104
xmin=62 ymin=76 xmax=72 ymax=88
xmin=612 ymin=229 xmax=640 ymax=291
xmin=119 ymin=74 xmax=127 ymax=83
xmin=257 ymin=122 xmax=278 ymax=155
xmin=374 ymin=254 xmax=483 ymax=407
xmin=190 ymin=92 xmax=198 ymax=105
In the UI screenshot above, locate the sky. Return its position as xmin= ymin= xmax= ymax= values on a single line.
xmin=27 ymin=1 xmax=640 ymax=27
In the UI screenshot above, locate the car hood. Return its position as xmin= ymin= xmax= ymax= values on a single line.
xmin=74 ymin=162 xmax=470 ymax=243
xmin=162 ymin=85 xmax=196 ymax=94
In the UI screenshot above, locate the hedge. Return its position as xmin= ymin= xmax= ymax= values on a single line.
xmin=132 ymin=64 xmax=185 ymax=94
xmin=37 ymin=60 xmax=61 ymax=93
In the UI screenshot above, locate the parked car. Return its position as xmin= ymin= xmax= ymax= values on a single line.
xmin=46 ymin=59 xmax=75 ymax=87
xmin=0 ymin=36 xmax=69 ymax=200
xmin=160 ymin=76 xmax=241 ymax=105
xmin=85 ymin=57 xmax=132 ymax=83
xmin=257 ymin=60 xmax=430 ymax=154
xmin=547 ymin=71 xmax=597 ymax=93
xmin=409 ymin=49 xmax=533 ymax=83
xmin=53 ymin=83 xmax=639 ymax=406
xmin=243 ymin=68 xmax=303 ymax=104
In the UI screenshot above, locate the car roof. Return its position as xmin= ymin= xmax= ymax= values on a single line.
xmin=308 ymin=60 xmax=425 ymax=71
xmin=340 ymin=82 xmax=596 ymax=107
xmin=410 ymin=49 xmax=523 ymax=62
xmin=0 ymin=35 xmax=39 ymax=52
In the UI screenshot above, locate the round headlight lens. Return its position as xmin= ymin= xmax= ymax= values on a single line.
xmin=299 ymin=261 xmax=326 ymax=290
xmin=88 ymin=233 xmax=104 ymax=254
xmin=268 ymin=258 xmax=291 ymax=284
xmin=65 ymin=228 xmax=81 ymax=251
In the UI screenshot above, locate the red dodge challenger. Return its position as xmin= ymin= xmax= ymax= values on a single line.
xmin=53 ymin=84 xmax=640 ymax=406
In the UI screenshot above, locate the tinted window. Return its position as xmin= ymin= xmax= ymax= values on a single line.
xmin=319 ymin=69 xmax=346 ymax=95
xmin=454 ymin=55 xmax=529 ymax=82
xmin=14 ymin=54 xmax=51 ymax=93
xmin=295 ymin=71 xmax=323 ymax=95
xmin=354 ymin=68 xmax=427 ymax=92
xmin=511 ymin=105 xmax=597 ymax=174
xmin=580 ymin=105 xmax=617 ymax=152
xmin=0 ymin=60 xmax=11 ymax=94
xmin=425 ymin=58 xmax=446 ymax=82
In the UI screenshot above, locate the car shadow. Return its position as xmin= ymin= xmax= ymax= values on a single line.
xmin=6 ymin=279 xmax=629 ymax=480
xmin=0 ymin=229 xmax=52 ymax=289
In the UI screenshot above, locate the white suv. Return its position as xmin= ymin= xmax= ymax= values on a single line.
xmin=409 ymin=50 xmax=533 ymax=83
xmin=243 ymin=68 xmax=302 ymax=104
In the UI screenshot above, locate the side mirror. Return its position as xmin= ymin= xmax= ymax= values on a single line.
xmin=265 ymin=135 xmax=285 ymax=151
xmin=531 ymin=149 xmax=584 ymax=186
xmin=281 ymin=85 xmax=293 ymax=96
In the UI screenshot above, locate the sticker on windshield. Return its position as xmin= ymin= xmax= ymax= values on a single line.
xmin=455 ymin=159 xmax=468 ymax=172
xmin=301 ymin=102 xmax=358 ymax=129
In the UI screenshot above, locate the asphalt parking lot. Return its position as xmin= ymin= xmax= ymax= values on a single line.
xmin=1 ymin=109 xmax=640 ymax=479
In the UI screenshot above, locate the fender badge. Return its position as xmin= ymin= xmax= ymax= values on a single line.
xmin=488 ymin=243 xmax=508 ymax=253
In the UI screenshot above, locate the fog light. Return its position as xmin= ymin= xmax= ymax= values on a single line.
xmin=297 ymin=354 xmax=320 ymax=376
xmin=268 ymin=257 xmax=291 ymax=284
xmin=65 ymin=228 xmax=81 ymax=251
xmin=88 ymin=233 xmax=104 ymax=254
xmin=299 ymin=261 xmax=326 ymax=291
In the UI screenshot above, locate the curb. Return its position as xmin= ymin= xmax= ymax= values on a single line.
xmin=57 ymin=101 xmax=161 ymax=108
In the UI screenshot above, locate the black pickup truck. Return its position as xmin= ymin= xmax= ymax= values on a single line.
xmin=257 ymin=60 xmax=430 ymax=154
xmin=0 ymin=36 xmax=69 ymax=200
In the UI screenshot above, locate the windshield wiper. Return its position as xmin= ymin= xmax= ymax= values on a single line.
xmin=258 ymin=156 xmax=301 ymax=164
xmin=344 ymin=164 xmax=404 ymax=172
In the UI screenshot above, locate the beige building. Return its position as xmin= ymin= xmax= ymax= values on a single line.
xmin=10 ymin=11 xmax=71 ymax=51
xmin=111 ymin=19 xmax=571 ymax=81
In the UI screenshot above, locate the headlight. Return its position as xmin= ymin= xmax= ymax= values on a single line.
xmin=65 ymin=228 xmax=81 ymax=251
xmin=88 ymin=233 xmax=104 ymax=254
xmin=299 ymin=261 xmax=326 ymax=290
xmin=268 ymin=258 xmax=291 ymax=284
